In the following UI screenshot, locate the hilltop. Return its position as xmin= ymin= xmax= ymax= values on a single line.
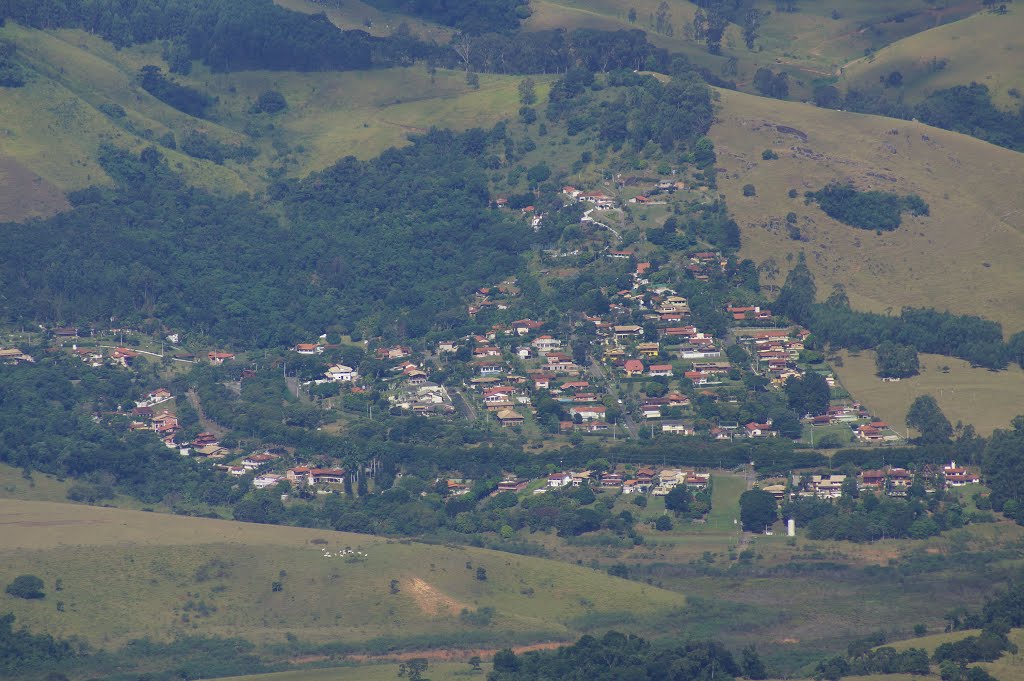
xmin=709 ymin=87 xmax=1024 ymax=332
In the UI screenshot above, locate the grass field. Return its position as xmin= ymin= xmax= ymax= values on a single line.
xmin=844 ymin=4 xmax=1024 ymax=110
xmin=221 ymin=661 xmax=490 ymax=681
xmin=710 ymin=86 xmax=1024 ymax=333
xmin=834 ymin=350 xmax=1024 ymax=435
xmin=0 ymin=499 xmax=686 ymax=650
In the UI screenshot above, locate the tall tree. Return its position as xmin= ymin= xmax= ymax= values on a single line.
xmin=906 ymin=394 xmax=953 ymax=444
xmin=983 ymin=418 xmax=1024 ymax=516
xmin=775 ymin=252 xmax=816 ymax=323
xmin=740 ymin=488 xmax=778 ymax=532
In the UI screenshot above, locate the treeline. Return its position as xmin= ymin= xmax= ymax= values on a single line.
xmin=822 ymin=81 xmax=1024 ymax=153
xmin=0 ymin=0 xmax=374 ymax=72
xmin=805 ymin=183 xmax=928 ymax=232
xmin=486 ymin=631 xmax=762 ymax=681
xmin=363 ymin=0 xmax=530 ymax=34
xmin=0 ymin=612 xmax=85 ymax=677
xmin=138 ymin=65 xmax=212 ymax=118
xmin=775 ymin=254 xmax=1016 ymax=369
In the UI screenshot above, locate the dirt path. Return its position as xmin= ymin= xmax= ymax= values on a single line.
xmin=186 ymin=389 xmax=227 ymax=437
xmin=404 ymin=577 xmax=466 ymax=616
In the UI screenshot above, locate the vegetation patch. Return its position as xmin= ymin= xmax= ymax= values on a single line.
xmin=804 ymin=183 xmax=928 ymax=231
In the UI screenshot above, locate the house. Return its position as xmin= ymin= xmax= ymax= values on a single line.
xmin=547 ymin=472 xmax=573 ymax=488
xmin=286 ymin=466 xmax=311 ymax=485
xmin=475 ymin=360 xmax=504 ymax=375
xmin=325 ymin=364 xmax=358 ymax=382
xmin=601 ymin=472 xmax=623 ymax=487
xmin=623 ymin=359 xmax=645 ymax=377
xmin=242 ymin=453 xmax=279 ymax=470
xmin=293 ymin=343 xmax=323 ymax=355
xmin=562 ymin=186 xmax=581 ymax=199
xmin=208 ymin=351 xmax=235 ymax=365
xmin=686 ymin=472 xmax=710 ymax=490
xmin=0 ymin=348 xmax=34 ymax=364
xmin=860 ymin=470 xmax=886 ymax=490
xmin=943 ymin=461 xmax=980 ymax=486
xmin=569 ymin=405 xmax=606 ymax=421
xmin=744 ymin=421 xmax=777 ymax=438
xmin=532 ymin=373 xmax=554 ymax=390
xmin=496 ymin=409 xmax=525 ymax=427
xmin=511 ymin=319 xmax=545 ymax=335
xmin=637 ymin=342 xmax=661 ymax=358
xmin=532 ymin=336 xmax=563 ymax=353
xmin=110 ymin=347 xmax=140 ymax=367
xmin=193 ymin=432 xmax=219 ymax=447
xmin=579 ymin=191 xmax=616 ymax=209
xmin=661 ymin=421 xmax=694 ymax=435
xmin=517 ymin=347 xmax=533 ymax=360
xmin=438 ymin=340 xmax=459 ymax=354
xmin=253 ymin=474 xmax=283 ymax=489
xmin=447 ymin=480 xmax=471 ymax=496
xmin=194 ymin=444 xmax=229 ymax=458
xmin=613 ymin=325 xmax=644 ymax=340
xmin=641 ymin=404 xmax=662 ymax=420
xmin=648 ymin=364 xmax=673 ymax=377
xmin=309 ymin=468 xmax=346 ymax=486
xmin=152 ymin=412 xmax=180 ymax=434
xmin=497 ymin=478 xmax=529 ymax=493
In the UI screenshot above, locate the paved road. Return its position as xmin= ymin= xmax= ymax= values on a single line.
xmin=588 ymin=358 xmax=638 ymax=439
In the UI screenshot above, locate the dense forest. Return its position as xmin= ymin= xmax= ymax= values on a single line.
xmin=0 ymin=0 xmax=374 ymax=71
xmin=0 ymin=133 xmax=531 ymax=346
xmin=364 ymin=0 xmax=530 ymax=33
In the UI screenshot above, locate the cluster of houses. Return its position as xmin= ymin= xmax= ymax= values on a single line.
xmin=761 ymin=462 xmax=981 ymax=501
xmin=387 ymin=359 xmax=455 ymax=416
xmin=495 ymin=465 xmax=711 ymax=498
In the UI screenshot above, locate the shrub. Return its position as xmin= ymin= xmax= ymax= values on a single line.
xmin=251 ymin=90 xmax=287 ymax=114
xmin=742 ymin=184 xmax=756 ymax=197
xmin=761 ymin=149 xmax=778 ymax=160
xmin=6 ymin=574 xmax=45 ymax=599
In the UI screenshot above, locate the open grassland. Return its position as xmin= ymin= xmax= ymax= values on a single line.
xmin=0 ymin=499 xmax=686 ymax=650
xmin=834 ymin=350 xmax=1024 ymax=435
xmin=0 ymin=24 xmax=252 ymax=199
xmin=0 ymin=463 xmax=73 ymax=504
xmin=844 ymin=5 xmax=1024 ymax=110
xmin=710 ymin=87 xmax=1024 ymax=332
xmin=221 ymin=661 xmax=490 ymax=681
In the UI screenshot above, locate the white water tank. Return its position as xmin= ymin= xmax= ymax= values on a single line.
xmin=787 ymin=518 xmax=796 ymax=537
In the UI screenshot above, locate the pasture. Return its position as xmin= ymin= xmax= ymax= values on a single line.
xmin=0 ymin=499 xmax=686 ymax=650
xmin=710 ymin=86 xmax=1024 ymax=333
xmin=834 ymin=351 xmax=1024 ymax=435
xmin=844 ymin=4 xmax=1024 ymax=110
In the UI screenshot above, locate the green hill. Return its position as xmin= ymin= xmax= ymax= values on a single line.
xmin=0 ymin=21 xmax=538 ymax=221
xmin=0 ymin=499 xmax=686 ymax=650
xmin=843 ymin=5 xmax=1024 ymax=110
xmin=709 ymin=87 xmax=1024 ymax=333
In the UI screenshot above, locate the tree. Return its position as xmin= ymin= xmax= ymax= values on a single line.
xmin=493 ymin=649 xmax=519 ymax=673
xmin=665 ymin=485 xmax=692 ymax=513
xmin=6 ymin=575 xmax=45 ymax=599
xmin=518 ymin=77 xmax=536 ymax=106
xmin=468 ymin=655 xmax=483 ymax=672
xmin=655 ymin=515 xmax=673 ymax=531
xmin=740 ymin=488 xmax=778 ymax=532
xmin=742 ymin=9 xmax=763 ymax=50
xmin=875 ymin=341 xmax=919 ymax=378
xmin=476 ymin=566 xmax=488 ymax=581
xmin=784 ymin=372 xmax=830 ymax=416
xmin=906 ymin=394 xmax=953 ymax=444
xmin=742 ymin=645 xmax=768 ymax=680
xmin=775 ymin=252 xmax=816 ymax=324
xmin=983 ymin=420 xmax=1024 ymax=515
xmin=398 ymin=658 xmax=428 ymax=681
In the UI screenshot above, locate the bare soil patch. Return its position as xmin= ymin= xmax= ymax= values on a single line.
xmin=0 ymin=156 xmax=69 ymax=222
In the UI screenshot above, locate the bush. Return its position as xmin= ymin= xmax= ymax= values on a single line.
xmin=251 ymin=90 xmax=288 ymax=114
xmin=6 ymin=574 xmax=45 ymax=599
xmin=761 ymin=149 xmax=778 ymax=160
xmin=655 ymin=515 xmax=673 ymax=531
xmin=742 ymin=184 xmax=756 ymax=197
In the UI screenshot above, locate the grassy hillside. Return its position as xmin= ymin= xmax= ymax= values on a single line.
xmin=0 ymin=22 xmax=543 ymax=221
xmin=834 ymin=351 xmax=1024 ymax=435
xmin=844 ymin=5 xmax=1024 ymax=110
xmin=709 ymin=87 xmax=1024 ymax=332
xmin=0 ymin=499 xmax=686 ymax=650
